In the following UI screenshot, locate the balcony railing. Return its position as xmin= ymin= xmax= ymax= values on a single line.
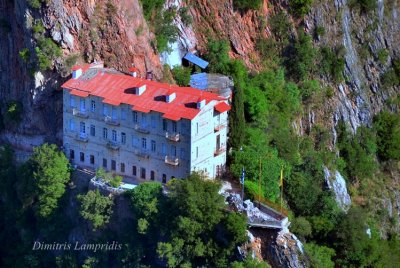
xmin=104 ymin=116 xmax=120 ymax=126
xmin=165 ymin=155 xmax=179 ymax=166
xmin=165 ymin=132 xmax=180 ymax=142
xmin=214 ymin=121 xmax=227 ymax=132
xmin=135 ymin=149 xmax=150 ymax=159
xmin=106 ymin=141 xmax=120 ymax=150
xmin=72 ymin=108 xmax=89 ymax=118
xmin=214 ymin=146 xmax=226 ymax=156
xmin=134 ymin=124 xmax=150 ymax=134
xmin=74 ymin=132 xmax=88 ymax=142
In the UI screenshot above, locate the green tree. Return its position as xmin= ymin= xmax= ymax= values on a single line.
xmin=171 ymin=66 xmax=191 ymax=86
xmin=31 ymin=143 xmax=70 ymax=218
xmin=373 ymin=111 xmax=400 ymax=160
xmin=205 ymin=39 xmax=231 ymax=74
xmin=305 ymin=243 xmax=335 ymax=268
xmin=77 ymin=189 xmax=114 ymax=230
xmin=287 ymin=31 xmax=316 ymax=81
xmin=229 ymin=84 xmax=246 ymax=150
xmin=233 ymin=0 xmax=263 ymax=10
xmin=290 ymin=0 xmax=313 ymax=17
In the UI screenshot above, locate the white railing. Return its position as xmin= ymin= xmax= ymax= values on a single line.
xmin=165 ymin=155 xmax=179 ymax=166
xmin=72 ymin=108 xmax=88 ymax=118
xmin=134 ymin=124 xmax=150 ymax=134
xmin=165 ymin=132 xmax=180 ymax=142
xmin=74 ymin=132 xmax=88 ymax=142
xmin=104 ymin=116 xmax=119 ymax=126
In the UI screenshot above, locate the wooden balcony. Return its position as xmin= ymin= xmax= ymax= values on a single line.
xmin=134 ymin=124 xmax=150 ymax=134
xmin=165 ymin=132 xmax=180 ymax=142
xmin=214 ymin=147 xmax=226 ymax=156
xmin=106 ymin=141 xmax=120 ymax=150
xmin=165 ymin=155 xmax=179 ymax=166
xmin=104 ymin=116 xmax=120 ymax=126
xmin=135 ymin=149 xmax=150 ymax=159
xmin=214 ymin=121 xmax=227 ymax=132
xmin=74 ymin=133 xmax=88 ymax=142
xmin=72 ymin=108 xmax=89 ymax=118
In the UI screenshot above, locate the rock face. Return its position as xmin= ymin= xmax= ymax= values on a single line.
xmin=324 ymin=166 xmax=352 ymax=212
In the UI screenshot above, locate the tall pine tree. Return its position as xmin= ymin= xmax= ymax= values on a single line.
xmin=228 ymin=84 xmax=245 ymax=150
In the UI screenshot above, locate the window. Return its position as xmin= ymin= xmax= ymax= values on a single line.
xmin=140 ymin=168 xmax=146 ymax=179
xmin=171 ymin=145 xmax=176 ymax=157
xmin=162 ymin=143 xmax=166 ymax=155
xmin=196 ymin=146 xmax=199 ymax=158
xmin=80 ymin=98 xmax=86 ymax=111
xmin=103 ymin=158 xmax=107 ymax=168
xmin=112 ymin=130 xmax=117 ymax=142
xmin=80 ymin=122 xmax=85 ymax=133
xmin=70 ymin=149 xmax=74 ymax=159
xmin=142 ymin=114 xmax=147 ymax=126
xmin=111 ymin=160 xmax=116 ymax=171
xmin=90 ymin=155 xmax=95 ymax=164
xmin=172 ymin=121 xmax=177 ymax=132
xmin=112 ymin=107 xmax=118 ymax=120
xmin=91 ymin=100 xmax=96 ymax=112
xmin=121 ymin=132 xmax=126 ymax=144
xmin=121 ymin=163 xmax=125 ymax=173
xmin=142 ymin=138 xmax=147 ymax=149
xmin=90 ymin=125 xmax=95 ymax=136
xmin=151 ymin=115 xmax=156 ymax=128
xmin=162 ymin=174 xmax=167 ymax=183
xmin=103 ymin=128 xmax=108 ymax=139
xmin=103 ymin=104 xmax=108 ymax=116
xmin=163 ymin=119 xmax=168 ymax=131
xmin=132 ymin=136 xmax=139 ymax=148
xmin=132 ymin=166 xmax=137 ymax=176
xmin=132 ymin=111 xmax=138 ymax=123
xmin=70 ymin=96 xmax=75 ymax=107
xmin=196 ymin=122 xmax=199 ymax=134
xmin=121 ymin=109 xmax=127 ymax=120
xmin=80 ymin=152 xmax=84 ymax=162
xmin=180 ymin=148 xmax=185 ymax=159
xmin=151 ymin=140 xmax=156 ymax=152
xmin=151 ymin=171 xmax=155 ymax=181
xmin=69 ymin=119 xmax=75 ymax=131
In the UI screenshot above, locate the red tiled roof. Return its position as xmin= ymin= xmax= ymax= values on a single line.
xmin=62 ymin=69 xmax=228 ymax=120
xmin=214 ymin=101 xmax=231 ymax=113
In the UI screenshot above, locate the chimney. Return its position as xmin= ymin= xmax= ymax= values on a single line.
xmin=128 ymin=66 xmax=139 ymax=77
xmin=146 ymin=71 xmax=153 ymax=80
xmin=72 ymin=65 xmax=82 ymax=79
xmin=197 ymin=97 xmax=206 ymax=109
xmin=166 ymin=88 xmax=176 ymax=103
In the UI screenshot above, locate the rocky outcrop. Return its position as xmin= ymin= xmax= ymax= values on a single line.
xmin=324 ymin=166 xmax=352 ymax=212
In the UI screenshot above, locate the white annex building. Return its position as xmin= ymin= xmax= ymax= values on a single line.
xmin=62 ymin=63 xmax=230 ymax=183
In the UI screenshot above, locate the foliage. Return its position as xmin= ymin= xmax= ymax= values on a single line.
xmin=377 ymin=48 xmax=389 ymax=63
xmin=231 ymin=256 xmax=270 ymax=268
xmin=233 ymin=0 xmax=263 ymax=11
xmin=286 ymin=31 xmax=317 ymax=81
xmin=27 ymin=0 xmax=44 ymax=9
xmin=373 ymin=111 xmax=400 ymax=160
xmin=154 ymin=8 xmax=178 ymax=52
xmin=19 ymin=48 xmax=31 ymax=63
xmin=139 ymin=0 xmax=165 ymax=20
xmin=178 ymin=7 xmax=192 ymax=26
xmin=31 ymin=143 xmax=70 ymax=218
xmin=204 ymin=39 xmax=231 ymax=74
xmin=290 ymin=0 xmax=313 ymax=17
xmin=305 ymin=243 xmax=335 ymax=268
xmin=349 ymin=0 xmax=377 ymax=13
xmin=314 ymin=26 xmax=325 ymax=37
xmin=319 ymin=46 xmax=345 ymax=83
xmin=291 ymin=217 xmax=312 ymax=240
xmin=157 ymin=173 xmax=248 ymax=267
xmin=229 ymin=84 xmax=246 ymax=150
xmin=4 ymin=101 xmax=23 ymax=123
xmin=77 ymin=189 xmax=114 ymax=230
xmin=380 ymin=59 xmax=400 ymax=88
xmin=109 ymin=175 xmax=122 ymax=188
xmin=35 ymin=37 xmax=62 ymax=71
xmin=337 ymin=122 xmax=378 ymax=181
xmin=171 ymin=66 xmax=191 ymax=86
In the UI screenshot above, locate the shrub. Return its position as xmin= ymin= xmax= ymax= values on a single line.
xmin=315 ymin=26 xmax=325 ymax=37
xmin=349 ymin=0 xmax=377 ymax=13
xmin=4 ymin=101 xmax=23 ymax=123
xmin=179 ymin=7 xmax=192 ymax=26
xmin=109 ymin=175 xmax=123 ymax=188
xmin=377 ymin=49 xmax=389 ymax=63
xmin=373 ymin=111 xmax=400 ymax=160
xmin=233 ymin=0 xmax=263 ymax=10
xmin=291 ymin=217 xmax=312 ymax=240
xmin=290 ymin=0 xmax=313 ymax=17
xmin=19 ymin=48 xmax=31 ymax=63
xmin=171 ymin=66 xmax=191 ymax=86
xmin=305 ymin=243 xmax=335 ymax=268
xmin=320 ymin=46 xmax=345 ymax=83
xmin=35 ymin=38 xmax=62 ymax=71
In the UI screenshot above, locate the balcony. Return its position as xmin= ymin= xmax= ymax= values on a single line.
xmin=106 ymin=141 xmax=120 ymax=150
xmin=134 ymin=124 xmax=150 ymax=134
xmin=135 ymin=149 xmax=150 ymax=159
xmin=74 ymin=132 xmax=88 ymax=142
xmin=104 ymin=116 xmax=120 ymax=126
xmin=214 ymin=121 xmax=227 ymax=132
xmin=72 ymin=108 xmax=89 ymax=118
xmin=165 ymin=155 xmax=179 ymax=166
xmin=165 ymin=132 xmax=180 ymax=142
xmin=214 ymin=146 xmax=226 ymax=156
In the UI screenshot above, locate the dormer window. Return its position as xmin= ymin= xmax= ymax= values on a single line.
xmin=72 ymin=65 xmax=82 ymax=79
xmin=197 ymin=98 xmax=206 ymax=109
xmin=166 ymin=91 xmax=176 ymax=103
xmin=128 ymin=67 xmax=139 ymax=77
xmin=135 ymin=85 xmax=146 ymax=95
